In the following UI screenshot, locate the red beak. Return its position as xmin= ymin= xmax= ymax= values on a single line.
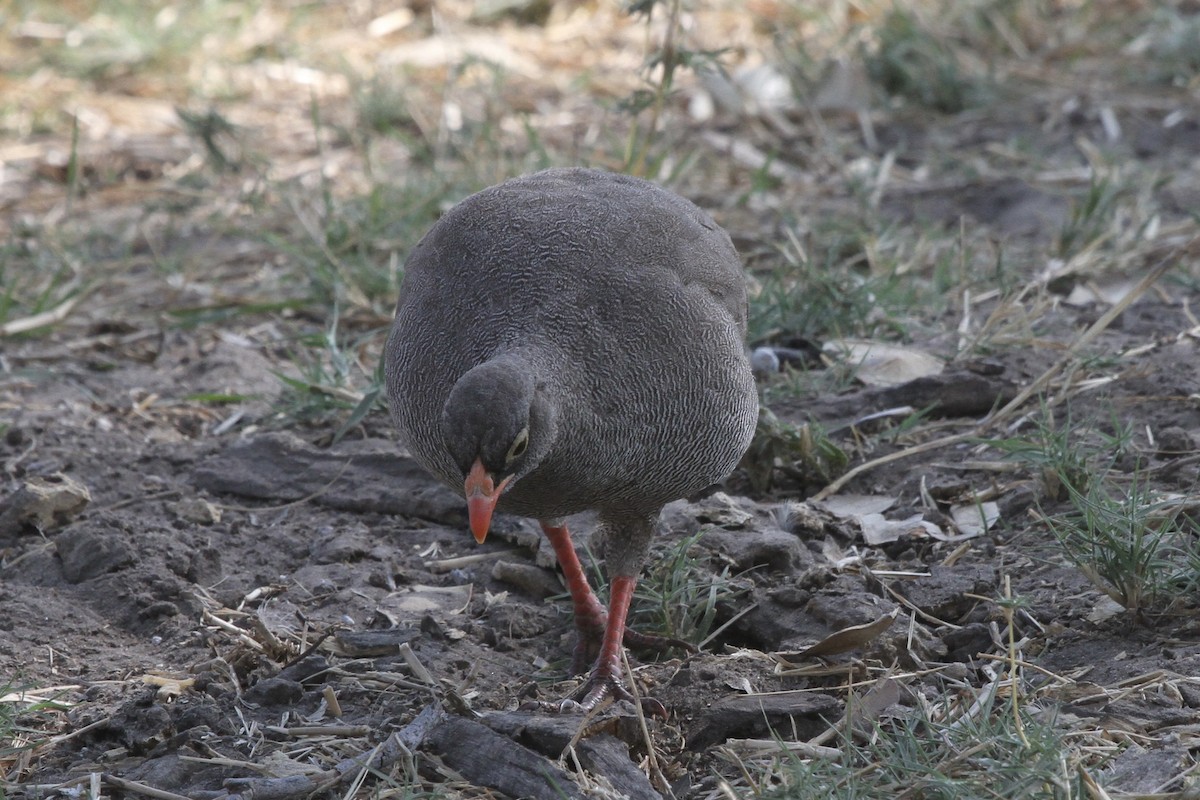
xmin=464 ymin=458 xmax=512 ymax=544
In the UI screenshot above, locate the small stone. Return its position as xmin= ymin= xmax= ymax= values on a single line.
xmin=277 ymin=655 xmax=329 ymax=684
xmin=491 ymin=560 xmax=562 ymax=599
xmin=751 ymin=347 xmax=780 ymax=378
xmin=1155 ymin=426 xmax=1195 ymax=457
xmin=702 ymin=527 xmax=804 ymax=572
xmin=310 ymin=524 xmax=372 ymax=564
xmin=0 ymin=473 xmax=91 ymax=535
xmin=169 ymin=498 xmax=222 ymax=525
xmin=185 ymin=547 xmax=222 ymax=585
xmin=243 ymin=677 xmax=304 ymax=706
xmin=139 ymin=601 xmax=180 ymax=620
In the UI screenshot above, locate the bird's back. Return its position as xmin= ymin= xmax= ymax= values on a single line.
xmin=386 ymin=167 xmax=757 ymax=518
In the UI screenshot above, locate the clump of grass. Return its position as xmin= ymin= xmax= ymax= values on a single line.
xmin=354 ymin=74 xmax=421 ymax=140
xmin=1 ymin=681 xmax=72 ymax=786
xmin=750 ymin=264 xmax=876 ymax=345
xmin=739 ymin=577 xmax=1111 ymax=798
xmin=272 ymin=309 xmax=384 ymax=438
xmin=1054 ymin=175 xmax=1127 ymax=260
xmin=19 ymin=1 xmax=269 ymax=83
xmin=985 ymin=408 xmax=1197 ymax=615
xmin=621 ymin=0 xmax=726 ymax=178
xmin=0 ymin=232 xmax=86 ymax=336
xmin=748 ymin=223 xmax=925 ymax=345
xmin=983 ymin=408 xmax=1106 ymax=501
xmin=862 ymin=5 xmax=990 ymax=113
xmin=631 ymin=532 xmax=748 ymax=646
xmin=764 ymin=690 xmax=1083 ymax=799
xmin=1046 ymin=477 xmax=1200 ymax=616
xmin=1127 ymin=8 xmax=1200 ymax=87
xmin=572 ymin=532 xmax=745 ymax=649
xmin=269 ymin=95 xmax=445 ymax=317
xmin=759 ymin=358 xmax=859 ymax=407
xmin=740 ymin=408 xmax=847 ymax=494
xmin=177 ymin=107 xmax=245 ymax=173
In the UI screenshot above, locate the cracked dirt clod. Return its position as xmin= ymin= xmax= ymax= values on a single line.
xmin=0 ymin=473 xmax=91 ymax=535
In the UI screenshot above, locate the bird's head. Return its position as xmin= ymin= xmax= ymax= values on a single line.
xmin=441 ymin=357 xmax=557 ymax=543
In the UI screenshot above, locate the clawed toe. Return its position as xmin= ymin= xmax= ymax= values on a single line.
xmin=521 ymin=674 xmax=668 ymax=719
xmin=571 ymin=671 xmax=634 ymax=711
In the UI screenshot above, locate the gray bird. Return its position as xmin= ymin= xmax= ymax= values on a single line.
xmin=385 ymin=167 xmax=757 ymax=712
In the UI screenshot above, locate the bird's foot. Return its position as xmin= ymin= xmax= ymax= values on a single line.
xmin=570 ymin=614 xmax=697 ymax=675
xmin=523 ymin=671 xmax=668 ymax=719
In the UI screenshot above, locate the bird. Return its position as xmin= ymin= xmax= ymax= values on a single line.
xmin=385 ymin=167 xmax=758 ymax=712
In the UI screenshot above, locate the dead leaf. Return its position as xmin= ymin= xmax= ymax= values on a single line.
xmin=859 ymin=512 xmax=943 ymax=545
xmin=848 ymin=677 xmax=902 ymax=732
xmin=366 ymin=8 xmax=414 ymax=37
xmin=725 ymin=677 xmax=754 ymax=694
xmin=816 ymin=495 xmax=944 ymax=544
xmin=1065 ymin=277 xmax=1142 ymax=306
xmin=795 ymin=608 xmax=901 ymax=658
xmin=823 ymin=339 xmax=945 ymax=386
xmin=815 ymin=494 xmax=897 ymax=518
xmin=142 ymin=674 xmax=195 ymax=699
xmin=1086 ymin=595 xmax=1126 ymax=623
xmin=819 ymin=537 xmax=861 ymax=569
xmin=948 ymin=501 xmax=1001 ymax=539
xmin=382 ymin=584 xmax=472 ymax=615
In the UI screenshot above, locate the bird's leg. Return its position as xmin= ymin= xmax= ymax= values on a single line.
xmin=566 ymin=573 xmax=639 ymax=710
xmin=541 ymin=521 xmax=607 ymax=674
xmin=563 ymin=573 xmax=667 ymax=717
xmin=540 ymin=522 xmax=698 ymax=674
xmin=536 ymin=520 xmax=691 ymax=718
xmin=518 ymin=565 xmax=666 ymax=716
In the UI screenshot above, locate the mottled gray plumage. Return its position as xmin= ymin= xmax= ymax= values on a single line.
xmin=385 ymin=167 xmax=757 ymax=709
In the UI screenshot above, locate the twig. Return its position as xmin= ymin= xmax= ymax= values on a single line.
xmin=0 ymin=294 xmax=82 ymax=337
xmin=103 ymin=775 xmax=193 ymax=800
xmin=276 ymin=628 xmax=338 ymax=674
xmin=721 ymin=738 xmax=841 ymax=760
xmin=262 ymin=724 xmax=370 ymax=738
xmin=620 ymin=648 xmax=672 ymax=797
xmin=95 ymin=490 xmax=181 ymax=514
xmin=698 ymin=601 xmax=759 ymax=651
xmin=398 ymin=642 xmax=437 ymax=688
xmin=424 ymin=549 xmax=521 ymax=573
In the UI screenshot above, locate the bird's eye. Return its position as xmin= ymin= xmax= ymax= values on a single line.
xmin=505 ymin=427 xmax=529 ymax=464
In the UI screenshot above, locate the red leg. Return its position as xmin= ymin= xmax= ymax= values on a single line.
xmin=541 ymin=521 xmax=606 ymax=673
xmin=564 ymin=575 xmax=667 ymax=718
xmin=590 ymin=574 xmax=635 ymax=689
xmin=541 ymin=521 xmax=697 ymax=673
xmin=537 ymin=521 xmax=689 ymax=717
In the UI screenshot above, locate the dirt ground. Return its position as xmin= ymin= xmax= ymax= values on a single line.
xmin=2 ymin=2 xmax=1200 ymax=799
